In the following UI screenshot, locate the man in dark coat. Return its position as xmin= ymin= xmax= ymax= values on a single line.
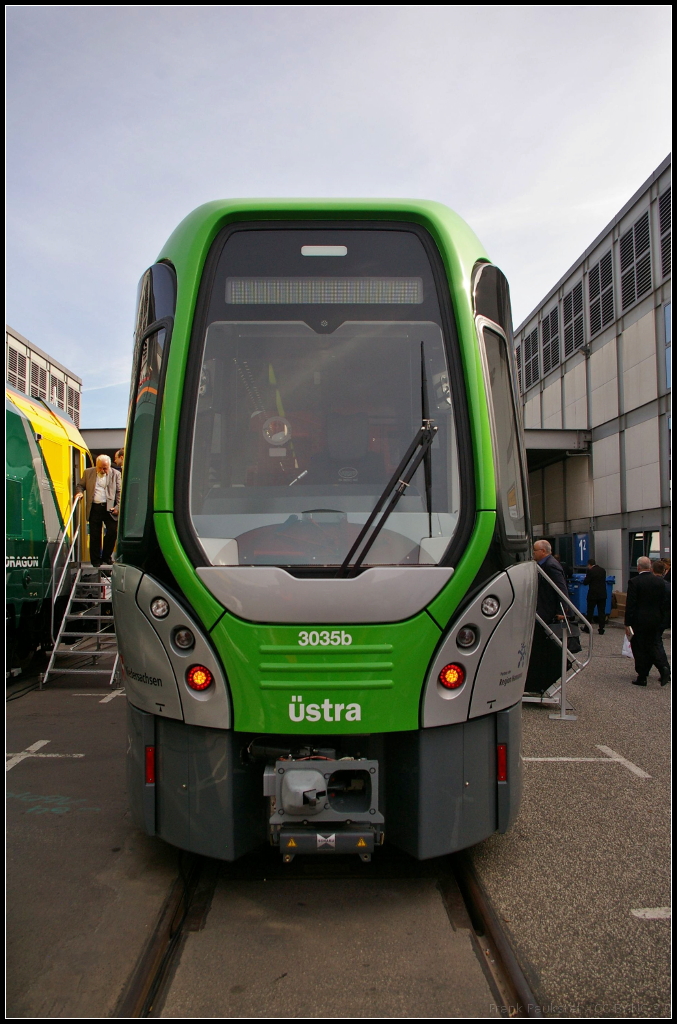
xmin=534 ymin=540 xmax=569 ymax=621
xmin=584 ymin=558 xmax=607 ymax=634
xmin=625 ymin=556 xmax=671 ymax=686
xmin=524 ymin=540 xmax=570 ymax=694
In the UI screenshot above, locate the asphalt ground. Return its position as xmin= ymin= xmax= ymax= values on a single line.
xmin=6 ymin=624 xmax=671 ymax=1018
xmin=5 ymin=665 xmax=177 ymax=1019
xmin=471 ymin=624 xmax=671 ymax=1019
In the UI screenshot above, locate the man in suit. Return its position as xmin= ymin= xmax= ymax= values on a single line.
xmin=625 ymin=556 xmax=671 ymax=686
xmin=584 ymin=558 xmax=607 ymax=634
xmin=76 ymin=455 xmax=122 ymax=567
xmin=524 ymin=539 xmax=570 ymax=694
xmin=534 ymin=540 xmax=569 ymax=622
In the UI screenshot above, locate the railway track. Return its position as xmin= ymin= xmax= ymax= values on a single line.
xmin=114 ymin=848 xmax=542 ymax=1019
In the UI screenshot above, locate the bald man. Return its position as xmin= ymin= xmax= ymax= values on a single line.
xmin=625 ymin=556 xmax=671 ymax=686
xmin=524 ymin=540 xmax=571 ymax=695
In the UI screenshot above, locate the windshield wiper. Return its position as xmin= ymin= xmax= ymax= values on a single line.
xmin=420 ymin=341 xmax=433 ymax=539
xmin=336 ymin=418 xmax=438 ymax=579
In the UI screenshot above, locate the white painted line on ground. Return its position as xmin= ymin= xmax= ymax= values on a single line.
xmin=99 ymin=689 xmax=125 ymax=703
xmin=523 ymin=757 xmax=615 ymax=762
xmin=523 ymin=747 xmax=651 ymax=778
xmin=5 ymin=740 xmax=50 ymax=771
xmin=6 ymin=740 xmax=85 ymax=771
xmin=631 ymin=907 xmax=671 ymax=920
xmin=71 ymin=693 xmax=107 ymax=697
xmin=595 ymin=745 xmax=651 ymax=779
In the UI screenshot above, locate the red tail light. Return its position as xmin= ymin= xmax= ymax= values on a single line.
xmin=145 ymin=745 xmax=156 ymax=785
xmin=497 ymin=743 xmax=507 ymax=782
xmin=438 ymin=663 xmax=465 ymax=689
xmin=186 ymin=665 xmax=214 ymax=690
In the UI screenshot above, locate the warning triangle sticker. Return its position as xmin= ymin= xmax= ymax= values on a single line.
xmin=356 ymin=838 xmax=367 ymax=847
xmin=287 ymin=838 xmax=297 ymax=847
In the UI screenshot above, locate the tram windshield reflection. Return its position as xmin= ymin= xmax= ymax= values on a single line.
xmin=189 ymin=321 xmax=460 ymax=567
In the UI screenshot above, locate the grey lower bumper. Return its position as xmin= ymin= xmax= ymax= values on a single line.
xmin=126 ymin=700 xmax=522 ymax=862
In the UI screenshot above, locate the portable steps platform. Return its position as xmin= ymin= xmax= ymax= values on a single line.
xmin=41 ymin=564 xmax=119 ymax=688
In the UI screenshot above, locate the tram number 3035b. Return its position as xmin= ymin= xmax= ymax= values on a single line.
xmin=115 ymin=198 xmax=538 ymax=865
xmin=298 ymin=630 xmax=353 ymax=646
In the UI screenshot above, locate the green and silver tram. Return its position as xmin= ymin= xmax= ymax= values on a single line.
xmin=113 ymin=200 xmax=536 ymax=862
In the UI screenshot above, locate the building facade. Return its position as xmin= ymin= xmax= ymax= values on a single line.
xmin=514 ymin=156 xmax=671 ymax=589
xmin=5 ymin=325 xmax=82 ymax=427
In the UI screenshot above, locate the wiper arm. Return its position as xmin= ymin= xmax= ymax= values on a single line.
xmin=421 ymin=341 xmax=433 ymax=539
xmin=336 ymin=419 xmax=438 ymax=579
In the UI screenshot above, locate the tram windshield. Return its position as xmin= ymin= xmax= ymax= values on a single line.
xmin=188 ymin=229 xmax=462 ymax=568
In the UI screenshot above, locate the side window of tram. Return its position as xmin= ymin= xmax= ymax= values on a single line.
xmin=482 ymin=327 xmax=526 ymax=538
xmin=122 ymin=328 xmax=166 ymax=538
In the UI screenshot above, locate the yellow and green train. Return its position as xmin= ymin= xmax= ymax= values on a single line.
xmin=114 ymin=200 xmax=536 ymax=862
xmin=6 ymin=385 xmax=90 ymax=668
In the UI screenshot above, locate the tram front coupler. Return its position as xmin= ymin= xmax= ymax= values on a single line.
xmin=263 ymin=757 xmax=384 ymax=861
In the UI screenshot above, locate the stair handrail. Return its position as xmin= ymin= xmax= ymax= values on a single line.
xmin=535 ymin=563 xmax=593 ymax=675
xmin=532 ymin=564 xmax=593 ymax=721
xmin=50 ymin=493 xmax=83 ymax=642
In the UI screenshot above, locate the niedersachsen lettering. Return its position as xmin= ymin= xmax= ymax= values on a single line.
xmin=127 ymin=668 xmax=163 ymax=687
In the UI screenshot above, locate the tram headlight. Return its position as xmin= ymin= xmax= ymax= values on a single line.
xmin=173 ymin=627 xmax=195 ymax=650
xmin=481 ymin=596 xmax=500 ymax=618
xmin=456 ymin=627 xmax=477 ymax=648
xmin=150 ymin=597 xmax=170 ymax=619
xmin=438 ymin=663 xmax=465 ymax=689
xmin=186 ymin=665 xmax=213 ymax=691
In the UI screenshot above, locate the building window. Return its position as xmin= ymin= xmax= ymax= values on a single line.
xmin=563 ymin=281 xmax=584 ymax=357
xmin=620 ymin=210 xmax=652 ymax=310
xmin=67 ymin=386 xmax=80 ymax=426
xmin=30 ymin=362 xmax=48 ymax=400
xmin=7 ymin=346 xmax=27 ymax=392
xmin=523 ymin=327 xmax=539 ymax=388
xmin=541 ymin=306 xmax=559 ymax=375
xmin=588 ymin=251 xmax=614 ymax=336
xmin=659 ymin=187 xmax=671 ymax=279
xmin=514 ymin=343 xmax=522 ymax=394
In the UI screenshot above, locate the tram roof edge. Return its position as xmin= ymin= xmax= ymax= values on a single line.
xmin=156 ymin=198 xmax=490 ymax=280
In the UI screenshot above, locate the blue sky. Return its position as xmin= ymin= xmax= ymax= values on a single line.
xmin=7 ymin=5 xmax=671 ymax=427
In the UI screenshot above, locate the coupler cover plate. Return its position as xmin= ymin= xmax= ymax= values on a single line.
xmin=279 ymin=827 xmax=376 ymax=855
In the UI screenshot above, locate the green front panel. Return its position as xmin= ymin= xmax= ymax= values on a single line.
xmin=210 ymin=611 xmax=442 ymax=734
xmin=6 ymin=403 xmax=50 ymax=607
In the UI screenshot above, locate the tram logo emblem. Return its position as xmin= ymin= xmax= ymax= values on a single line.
xmin=317 ymin=834 xmax=336 ymax=848
xmin=517 ymin=642 xmax=527 ymax=668
xmin=338 ymin=466 xmax=358 ymax=481
xmin=356 ymin=838 xmax=367 ymax=848
xmin=286 ymin=838 xmax=297 ymax=848
xmin=289 ymin=695 xmax=361 ymax=722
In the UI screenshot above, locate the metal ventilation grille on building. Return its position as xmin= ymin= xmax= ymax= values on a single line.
xmin=620 ymin=211 xmax=652 ymax=310
xmin=588 ymin=251 xmax=614 ymax=336
xmin=7 ymin=347 xmax=27 ymax=392
xmin=30 ymin=363 xmax=48 ymax=400
xmin=659 ymin=187 xmax=671 ymax=279
xmin=563 ymin=281 xmax=584 ymax=356
xmin=515 ymin=343 xmax=522 ymax=393
xmin=523 ymin=328 xmax=539 ymax=388
xmin=50 ymin=376 xmax=66 ymax=410
xmin=67 ymin=386 xmax=80 ymax=426
xmin=541 ymin=307 xmax=560 ymax=374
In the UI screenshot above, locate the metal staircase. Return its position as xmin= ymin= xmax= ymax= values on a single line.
xmin=40 ymin=494 xmax=119 ymax=688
